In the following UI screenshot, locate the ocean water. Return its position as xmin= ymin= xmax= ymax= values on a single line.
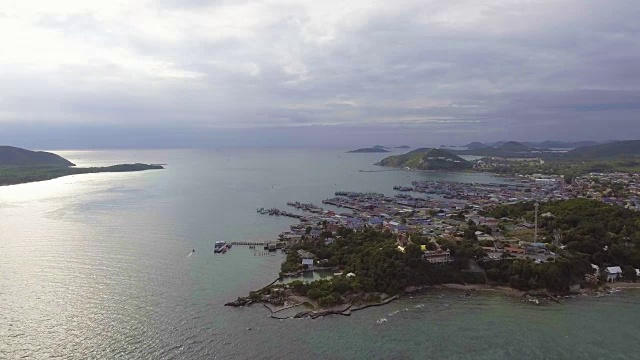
xmin=1 ymin=148 xmax=639 ymax=359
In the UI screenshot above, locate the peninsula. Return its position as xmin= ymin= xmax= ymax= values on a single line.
xmin=0 ymin=146 xmax=164 ymax=186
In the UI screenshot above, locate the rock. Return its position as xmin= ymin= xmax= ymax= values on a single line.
xmin=294 ymin=311 xmax=312 ymax=318
xmin=225 ymin=297 xmax=251 ymax=307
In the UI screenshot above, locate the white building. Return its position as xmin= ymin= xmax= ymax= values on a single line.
xmin=606 ymin=266 xmax=623 ymax=282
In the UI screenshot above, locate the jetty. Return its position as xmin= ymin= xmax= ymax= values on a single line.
xmin=231 ymin=241 xmax=267 ymax=246
xmin=257 ymin=207 xmax=306 ymax=220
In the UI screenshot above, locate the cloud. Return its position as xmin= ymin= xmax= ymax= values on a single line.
xmin=0 ymin=0 xmax=639 ymax=147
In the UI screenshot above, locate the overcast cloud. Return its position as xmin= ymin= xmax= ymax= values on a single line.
xmin=1 ymin=0 xmax=639 ymax=148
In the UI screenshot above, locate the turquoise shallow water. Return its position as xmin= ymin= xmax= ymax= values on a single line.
xmin=1 ymin=148 xmax=639 ymax=359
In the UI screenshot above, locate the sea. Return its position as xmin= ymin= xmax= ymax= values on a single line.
xmin=1 ymin=148 xmax=639 ymax=359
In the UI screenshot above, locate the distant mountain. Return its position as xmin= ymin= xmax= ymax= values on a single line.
xmin=498 ymin=141 xmax=532 ymax=152
xmin=376 ymin=148 xmax=472 ymax=170
xmin=372 ymin=145 xmax=388 ymax=149
xmin=487 ymin=141 xmax=507 ymax=148
xmin=0 ymin=146 xmax=75 ymax=167
xmin=484 ymin=140 xmax=600 ymax=149
xmin=348 ymin=147 xmax=390 ymax=153
xmin=567 ymin=140 xmax=640 ymax=159
xmin=529 ymin=140 xmax=598 ymax=149
xmin=465 ymin=142 xmax=491 ymax=150
xmin=395 ymin=145 xmax=411 ymax=149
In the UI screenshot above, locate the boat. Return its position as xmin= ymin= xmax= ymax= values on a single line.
xmin=214 ymin=241 xmax=227 ymax=253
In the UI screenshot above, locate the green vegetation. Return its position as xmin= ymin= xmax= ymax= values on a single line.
xmin=481 ymin=256 xmax=591 ymax=292
xmin=0 ymin=163 xmax=164 ymax=186
xmin=280 ymin=229 xmax=484 ymax=303
xmin=0 ymin=146 xmax=75 ymax=166
xmin=483 ymin=199 xmax=640 ymax=289
xmin=377 ymin=148 xmax=472 ymax=170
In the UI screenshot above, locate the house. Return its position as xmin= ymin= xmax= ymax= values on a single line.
xmin=475 ymin=231 xmax=494 ymax=242
xmin=504 ymin=246 xmax=526 ymax=255
xmin=301 ymin=258 xmax=314 ymax=270
xmin=525 ymin=242 xmax=546 ymax=254
xmin=297 ymin=250 xmax=316 ymax=259
xmin=521 ymin=222 xmax=535 ymax=229
xmin=606 ymin=266 xmax=623 ymax=282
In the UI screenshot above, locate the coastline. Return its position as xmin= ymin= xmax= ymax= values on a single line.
xmin=230 ymin=280 xmax=640 ymax=320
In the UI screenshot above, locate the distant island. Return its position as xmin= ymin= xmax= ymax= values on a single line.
xmin=0 ymin=146 xmax=164 ymax=186
xmin=395 ymin=145 xmax=411 ymax=149
xmin=484 ymin=140 xmax=600 ymax=149
xmin=348 ymin=145 xmax=390 ymax=153
xmin=376 ymin=148 xmax=472 ymax=170
xmin=372 ymin=140 xmax=640 ymax=176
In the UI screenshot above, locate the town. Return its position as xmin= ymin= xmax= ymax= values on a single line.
xmin=254 ymin=171 xmax=640 ymax=283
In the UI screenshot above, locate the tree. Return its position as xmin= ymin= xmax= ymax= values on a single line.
xmin=622 ymin=265 xmax=637 ymax=282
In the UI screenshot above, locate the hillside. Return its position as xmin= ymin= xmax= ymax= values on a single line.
xmin=376 ymin=148 xmax=472 ymax=170
xmin=0 ymin=146 xmax=75 ymax=167
xmin=567 ymin=140 xmax=640 ymax=159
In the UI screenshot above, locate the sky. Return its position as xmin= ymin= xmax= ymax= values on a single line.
xmin=1 ymin=0 xmax=639 ymax=149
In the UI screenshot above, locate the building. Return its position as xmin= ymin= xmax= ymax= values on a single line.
xmin=606 ymin=266 xmax=623 ymax=282
xmin=423 ymin=249 xmax=452 ymax=265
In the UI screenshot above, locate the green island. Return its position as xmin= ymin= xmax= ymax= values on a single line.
xmin=227 ymin=198 xmax=640 ymax=318
xmin=0 ymin=146 xmax=164 ymax=186
xmin=376 ymin=148 xmax=472 ymax=170
xmin=347 ymin=145 xmax=390 ymax=153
